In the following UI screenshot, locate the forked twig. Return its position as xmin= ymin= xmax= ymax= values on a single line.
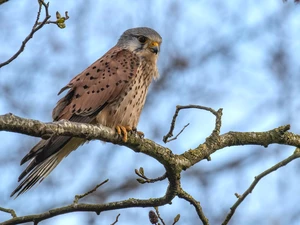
xmin=221 ymin=149 xmax=300 ymax=225
xmin=73 ymin=179 xmax=109 ymax=204
xmin=0 ymin=206 xmax=17 ymax=218
xmin=0 ymin=0 xmax=69 ymax=68
xmin=163 ymin=105 xmax=222 ymax=143
xmin=165 ymin=123 xmax=190 ymax=143
xmin=177 ymin=188 xmax=209 ymax=225
xmin=135 ymin=167 xmax=167 ymax=184
xmin=154 ymin=207 xmax=166 ymax=225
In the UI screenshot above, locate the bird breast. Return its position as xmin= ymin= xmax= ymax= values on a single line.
xmin=96 ymin=61 xmax=155 ymax=129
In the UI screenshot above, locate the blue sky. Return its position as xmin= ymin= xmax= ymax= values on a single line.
xmin=1 ymin=1 xmax=300 ymax=224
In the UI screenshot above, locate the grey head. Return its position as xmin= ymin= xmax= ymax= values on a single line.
xmin=116 ymin=27 xmax=162 ymax=59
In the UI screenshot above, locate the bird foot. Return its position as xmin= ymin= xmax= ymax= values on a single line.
xmin=115 ymin=126 xmax=144 ymax=142
xmin=115 ymin=125 xmax=132 ymax=142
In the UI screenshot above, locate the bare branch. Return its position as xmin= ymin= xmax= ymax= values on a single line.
xmin=1 ymin=112 xmax=300 ymax=224
xmin=154 ymin=207 xmax=166 ymax=225
xmin=0 ymin=206 xmax=17 ymax=218
xmin=163 ymin=105 xmax=222 ymax=143
xmin=0 ymin=0 xmax=50 ymax=68
xmin=181 ymin=124 xmax=294 ymax=168
xmin=1 ymin=192 xmax=177 ymax=225
xmin=177 ymin=189 xmax=209 ymax=225
xmin=221 ymin=148 xmax=300 ymax=225
xmin=0 ymin=0 xmax=69 ymax=68
xmin=165 ymin=123 xmax=189 ymax=143
xmin=135 ymin=167 xmax=167 ymax=184
xmin=74 ymin=179 xmax=109 ymax=204
xmin=0 ymin=115 xmax=180 ymax=225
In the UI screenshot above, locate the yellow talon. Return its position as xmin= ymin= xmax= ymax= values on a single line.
xmin=115 ymin=126 xmax=145 ymax=142
xmin=116 ymin=126 xmax=122 ymax=135
xmin=115 ymin=125 xmax=132 ymax=142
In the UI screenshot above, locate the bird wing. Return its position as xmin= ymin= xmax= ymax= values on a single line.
xmin=54 ymin=47 xmax=140 ymax=121
xmin=11 ymin=47 xmax=140 ymax=197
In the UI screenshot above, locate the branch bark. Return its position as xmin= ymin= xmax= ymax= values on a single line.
xmin=1 ymin=111 xmax=300 ymax=224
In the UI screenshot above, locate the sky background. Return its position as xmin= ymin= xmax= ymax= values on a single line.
xmin=1 ymin=0 xmax=300 ymax=224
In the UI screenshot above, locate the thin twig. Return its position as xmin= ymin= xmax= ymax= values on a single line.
xmin=163 ymin=105 xmax=220 ymax=143
xmin=177 ymin=188 xmax=209 ymax=225
xmin=0 ymin=0 xmax=69 ymax=68
xmin=111 ymin=214 xmax=120 ymax=225
xmin=38 ymin=11 xmax=69 ymax=26
xmin=154 ymin=207 xmax=166 ymax=225
xmin=221 ymin=149 xmax=300 ymax=225
xmin=135 ymin=168 xmax=167 ymax=184
xmin=165 ymin=123 xmax=190 ymax=143
xmin=0 ymin=206 xmax=17 ymax=218
xmin=73 ymin=179 xmax=109 ymax=204
xmin=0 ymin=0 xmax=50 ymax=68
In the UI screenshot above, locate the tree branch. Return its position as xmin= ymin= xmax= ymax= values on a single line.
xmin=221 ymin=148 xmax=300 ymax=225
xmin=0 ymin=207 xmax=17 ymax=218
xmin=74 ymin=179 xmax=109 ymax=204
xmin=1 ymin=194 xmax=175 ymax=225
xmin=0 ymin=0 xmax=69 ymax=68
xmin=180 ymin=124 xmax=297 ymax=168
xmin=177 ymin=188 xmax=209 ymax=225
xmin=135 ymin=167 xmax=167 ymax=184
xmin=0 ymin=113 xmax=180 ymax=224
xmin=163 ymin=105 xmax=221 ymax=143
xmin=1 ymin=111 xmax=300 ymax=224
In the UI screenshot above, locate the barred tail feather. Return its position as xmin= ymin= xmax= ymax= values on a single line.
xmin=10 ymin=153 xmax=61 ymax=198
xmin=11 ymin=137 xmax=85 ymax=198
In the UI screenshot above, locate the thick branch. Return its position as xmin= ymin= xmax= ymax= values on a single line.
xmin=1 ymin=113 xmax=300 ymax=224
xmin=180 ymin=125 xmax=299 ymax=168
xmin=0 ymin=113 xmax=181 ymax=224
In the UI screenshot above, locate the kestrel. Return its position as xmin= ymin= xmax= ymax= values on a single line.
xmin=11 ymin=27 xmax=162 ymax=197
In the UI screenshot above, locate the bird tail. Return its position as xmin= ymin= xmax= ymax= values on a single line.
xmin=11 ymin=137 xmax=85 ymax=198
xmin=10 ymin=153 xmax=61 ymax=197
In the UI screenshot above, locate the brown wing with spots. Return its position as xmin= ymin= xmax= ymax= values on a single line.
xmin=12 ymin=48 xmax=141 ymax=196
xmin=53 ymin=47 xmax=140 ymax=121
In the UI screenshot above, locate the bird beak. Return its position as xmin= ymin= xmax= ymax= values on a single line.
xmin=149 ymin=41 xmax=159 ymax=54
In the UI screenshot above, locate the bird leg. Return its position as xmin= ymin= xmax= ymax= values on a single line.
xmin=115 ymin=125 xmax=132 ymax=142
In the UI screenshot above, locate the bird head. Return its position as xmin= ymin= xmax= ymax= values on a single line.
xmin=117 ymin=27 xmax=162 ymax=63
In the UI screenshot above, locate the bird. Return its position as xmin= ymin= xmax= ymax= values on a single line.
xmin=11 ymin=27 xmax=162 ymax=197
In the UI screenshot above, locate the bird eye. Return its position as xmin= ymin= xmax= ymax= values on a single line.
xmin=138 ymin=36 xmax=147 ymax=43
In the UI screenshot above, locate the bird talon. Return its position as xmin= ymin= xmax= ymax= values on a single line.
xmin=116 ymin=126 xmax=122 ymax=135
xmin=115 ymin=125 xmax=132 ymax=142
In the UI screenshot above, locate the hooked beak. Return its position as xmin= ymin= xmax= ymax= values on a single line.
xmin=148 ymin=41 xmax=159 ymax=54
